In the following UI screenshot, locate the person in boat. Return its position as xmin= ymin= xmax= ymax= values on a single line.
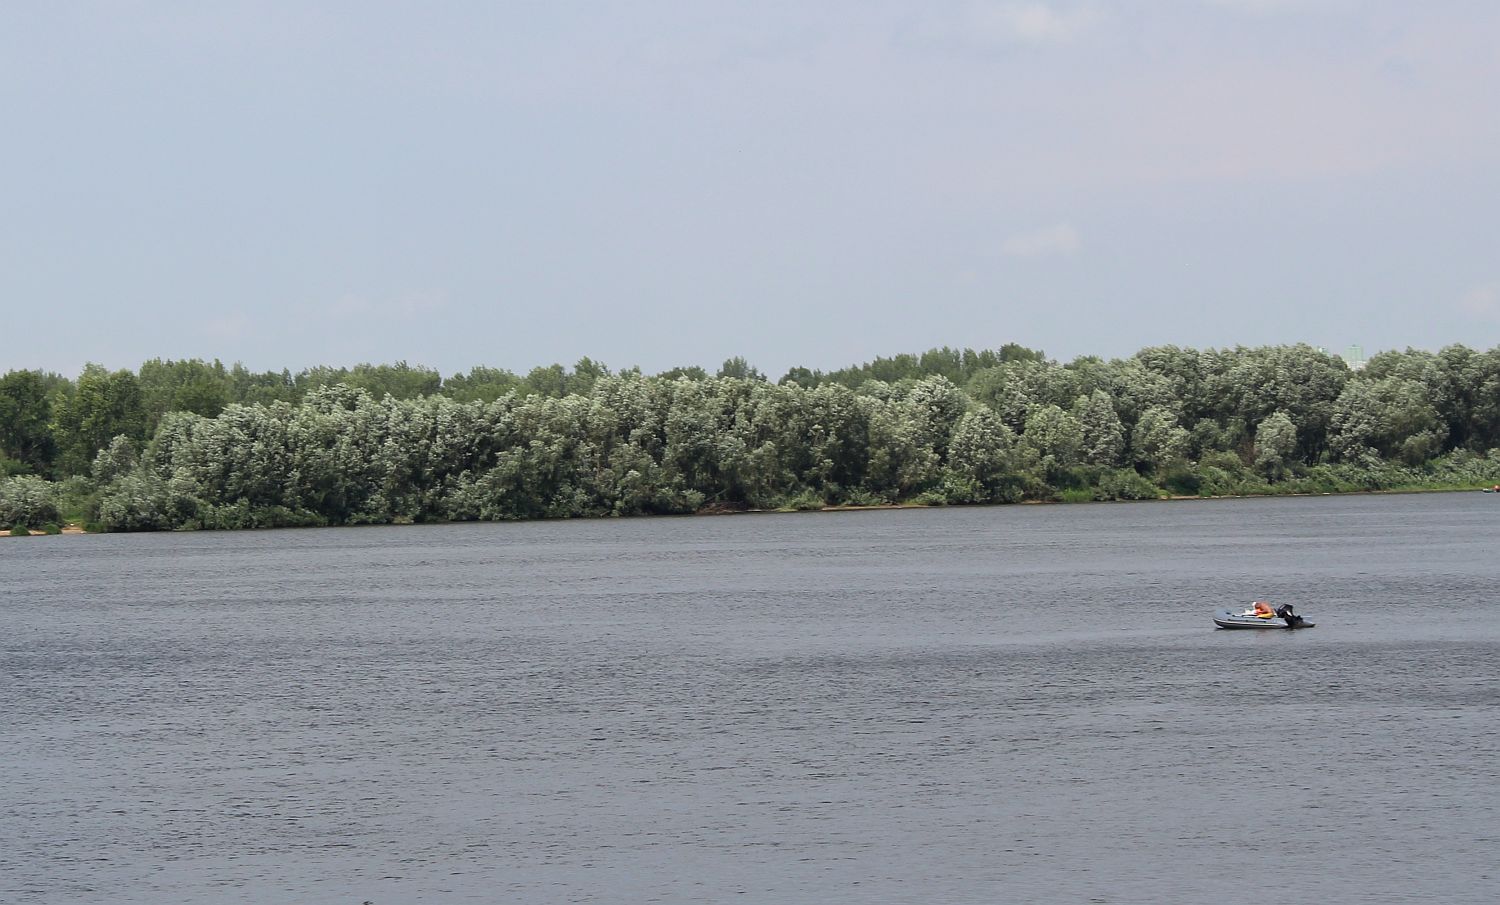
xmin=1251 ymin=601 xmax=1276 ymax=618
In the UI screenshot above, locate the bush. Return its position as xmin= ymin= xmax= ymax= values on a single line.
xmin=936 ymin=473 xmax=986 ymax=504
xmin=1050 ymin=465 xmax=1098 ymax=491
xmin=777 ymin=489 xmax=826 ymax=511
xmin=1287 ymin=464 xmax=1372 ymax=494
xmin=838 ymin=487 xmax=891 ymax=507
xmin=197 ymin=501 xmax=328 ymax=530
xmin=1096 ymin=468 xmax=1161 ymax=501
xmin=1045 ymin=465 xmax=1104 ymax=502
xmin=96 ymin=473 xmax=200 ymax=532
xmin=54 ymin=475 xmax=100 ymax=524
xmin=1159 ymin=465 xmax=1202 ymax=496
xmin=1199 ymin=450 xmax=1248 ymax=473
xmin=0 ymin=475 xmax=61 ymax=529
xmin=1196 ymin=465 xmax=1272 ymax=498
xmin=40 ymin=523 xmax=61 ymax=535
xmin=1422 ymin=450 xmax=1500 ymax=488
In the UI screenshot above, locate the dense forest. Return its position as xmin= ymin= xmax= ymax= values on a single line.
xmin=3 ymin=344 xmax=1499 ymax=533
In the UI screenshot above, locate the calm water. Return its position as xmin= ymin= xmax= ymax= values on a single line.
xmin=3 ymin=493 xmax=1498 ymax=904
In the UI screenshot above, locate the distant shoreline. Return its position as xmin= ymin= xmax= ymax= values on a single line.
xmin=9 ymin=484 xmax=1492 ymax=536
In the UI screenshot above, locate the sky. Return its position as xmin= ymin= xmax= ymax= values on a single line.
xmin=4 ymin=1 xmax=1498 ymax=380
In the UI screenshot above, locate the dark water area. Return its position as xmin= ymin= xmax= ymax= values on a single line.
xmin=3 ymin=493 xmax=1498 ymax=904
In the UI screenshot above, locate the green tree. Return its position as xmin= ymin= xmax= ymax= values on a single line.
xmin=1112 ymin=359 xmax=1182 ymax=431
xmin=966 ymin=361 xmax=1054 ymax=432
xmin=1131 ymin=406 xmax=1190 ymax=472
xmin=998 ymin=342 xmax=1047 ymax=364
xmin=1073 ymin=390 xmax=1124 ymax=467
xmin=138 ymin=358 xmax=232 ymax=433
xmin=0 ymin=370 xmax=58 ymax=474
xmin=51 ymin=365 xmax=146 ymax=476
xmin=864 ymin=401 xmax=938 ymax=500
xmin=1215 ymin=345 xmax=1347 ymax=461
xmin=570 ymin=357 xmax=611 ymax=397
xmin=902 ymin=376 xmax=968 ymax=461
xmin=1253 ymin=411 xmax=1297 ymax=480
xmin=1023 ymin=404 xmax=1084 ymax=471
xmin=442 ymin=366 xmax=521 ymax=403
xmin=523 ymin=364 xmax=569 ymax=398
xmin=229 ymin=363 xmax=298 ymax=406
xmin=944 ymin=408 xmax=1028 ymax=502
xmin=716 ymin=356 xmax=765 ymax=381
xmin=658 ymin=365 xmax=709 ymax=382
xmin=778 ymin=366 xmax=822 ymax=388
xmin=1329 ymin=376 xmax=1446 ymax=465
xmin=92 ymin=435 xmax=140 ymax=485
xmin=1467 ymin=347 xmax=1500 ymax=450
xmin=346 ymin=361 xmax=443 ymax=400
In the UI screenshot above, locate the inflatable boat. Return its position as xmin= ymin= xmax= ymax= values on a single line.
xmin=1214 ymin=604 xmax=1314 ymax=630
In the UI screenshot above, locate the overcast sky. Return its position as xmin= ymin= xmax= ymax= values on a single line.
xmin=4 ymin=1 xmax=1498 ymax=379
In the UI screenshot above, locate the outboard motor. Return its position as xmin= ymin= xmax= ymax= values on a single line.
xmin=1274 ymin=603 xmax=1305 ymax=628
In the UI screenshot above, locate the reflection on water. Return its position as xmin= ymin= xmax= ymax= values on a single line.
xmin=3 ymin=493 xmax=1498 ymax=903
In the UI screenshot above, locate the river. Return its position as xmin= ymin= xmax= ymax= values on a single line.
xmin=3 ymin=492 xmax=1498 ymax=903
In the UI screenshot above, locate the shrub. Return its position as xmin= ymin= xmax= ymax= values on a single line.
xmin=1159 ymin=465 xmax=1202 ymax=496
xmin=1050 ymin=465 xmax=1099 ymax=491
xmin=0 ymin=475 xmax=61 ymax=529
xmin=1196 ymin=465 xmax=1272 ymax=498
xmin=10 ymin=524 xmax=31 ymax=536
xmin=1096 ymin=468 xmax=1161 ymax=501
xmin=1288 ymin=465 xmax=1368 ymax=494
xmin=838 ymin=488 xmax=890 ymax=507
xmin=54 ymin=475 xmax=100 ymax=524
xmin=198 ymin=502 xmax=327 ymax=530
xmin=936 ymin=473 xmax=986 ymax=504
xmin=1199 ymin=450 xmax=1248 ymax=473
xmin=96 ymin=473 xmax=200 ymax=532
xmin=777 ymin=489 xmax=826 ymax=511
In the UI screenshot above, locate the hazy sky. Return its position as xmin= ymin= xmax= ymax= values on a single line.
xmin=5 ymin=1 xmax=1498 ymax=379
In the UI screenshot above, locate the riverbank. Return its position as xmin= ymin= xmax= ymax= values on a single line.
xmin=7 ymin=478 xmax=1498 ymax=536
xmin=817 ymin=482 xmax=1496 ymax=512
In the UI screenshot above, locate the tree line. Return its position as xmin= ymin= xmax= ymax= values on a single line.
xmin=3 ymin=344 xmax=1499 ymax=532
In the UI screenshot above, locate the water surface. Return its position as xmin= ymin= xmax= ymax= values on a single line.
xmin=4 ymin=493 xmax=1498 ymax=903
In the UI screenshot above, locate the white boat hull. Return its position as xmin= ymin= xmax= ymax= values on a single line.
xmin=1214 ymin=610 xmax=1315 ymax=630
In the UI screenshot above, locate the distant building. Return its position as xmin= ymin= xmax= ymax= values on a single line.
xmin=1341 ymin=344 xmax=1366 ymax=370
